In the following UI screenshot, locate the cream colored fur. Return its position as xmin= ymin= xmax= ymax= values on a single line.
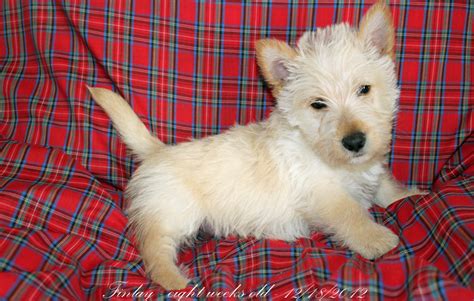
xmin=88 ymin=1 xmax=424 ymax=290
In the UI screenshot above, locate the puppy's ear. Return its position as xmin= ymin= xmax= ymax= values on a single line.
xmin=255 ymin=39 xmax=297 ymax=96
xmin=359 ymin=1 xmax=395 ymax=58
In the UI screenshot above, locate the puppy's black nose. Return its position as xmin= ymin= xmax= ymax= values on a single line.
xmin=342 ymin=132 xmax=366 ymax=152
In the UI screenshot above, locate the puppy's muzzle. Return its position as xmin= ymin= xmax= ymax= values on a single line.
xmin=342 ymin=132 xmax=366 ymax=153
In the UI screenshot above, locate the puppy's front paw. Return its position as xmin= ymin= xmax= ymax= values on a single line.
xmin=402 ymin=187 xmax=429 ymax=199
xmin=347 ymin=224 xmax=399 ymax=260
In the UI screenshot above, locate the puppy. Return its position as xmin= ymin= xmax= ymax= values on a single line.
xmin=88 ymin=1 xmax=423 ymax=290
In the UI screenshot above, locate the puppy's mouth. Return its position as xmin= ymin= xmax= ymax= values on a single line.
xmin=348 ymin=150 xmax=370 ymax=164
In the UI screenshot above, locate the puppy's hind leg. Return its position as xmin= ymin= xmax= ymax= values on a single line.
xmin=128 ymin=189 xmax=203 ymax=289
xmin=139 ymin=225 xmax=190 ymax=290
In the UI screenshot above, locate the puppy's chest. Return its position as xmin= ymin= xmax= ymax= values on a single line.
xmin=342 ymin=166 xmax=384 ymax=208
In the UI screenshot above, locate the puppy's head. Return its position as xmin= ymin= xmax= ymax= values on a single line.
xmin=256 ymin=1 xmax=398 ymax=168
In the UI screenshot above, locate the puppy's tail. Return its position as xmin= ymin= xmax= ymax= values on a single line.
xmin=87 ymin=86 xmax=165 ymax=160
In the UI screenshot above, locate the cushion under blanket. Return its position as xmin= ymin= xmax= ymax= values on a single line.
xmin=0 ymin=1 xmax=472 ymax=299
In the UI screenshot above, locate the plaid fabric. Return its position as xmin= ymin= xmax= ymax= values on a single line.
xmin=1 ymin=0 xmax=472 ymax=300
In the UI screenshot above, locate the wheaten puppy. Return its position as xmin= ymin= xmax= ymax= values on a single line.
xmin=88 ymin=1 xmax=423 ymax=290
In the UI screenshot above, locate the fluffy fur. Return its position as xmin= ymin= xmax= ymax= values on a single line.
xmin=88 ymin=1 xmax=424 ymax=290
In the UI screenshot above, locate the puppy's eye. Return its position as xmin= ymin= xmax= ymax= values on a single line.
xmin=357 ymin=85 xmax=371 ymax=96
xmin=310 ymin=99 xmax=327 ymax=110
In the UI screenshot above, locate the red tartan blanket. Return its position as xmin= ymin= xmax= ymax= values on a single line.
xmin=0 ymin=1 xmax=472 ymax=300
